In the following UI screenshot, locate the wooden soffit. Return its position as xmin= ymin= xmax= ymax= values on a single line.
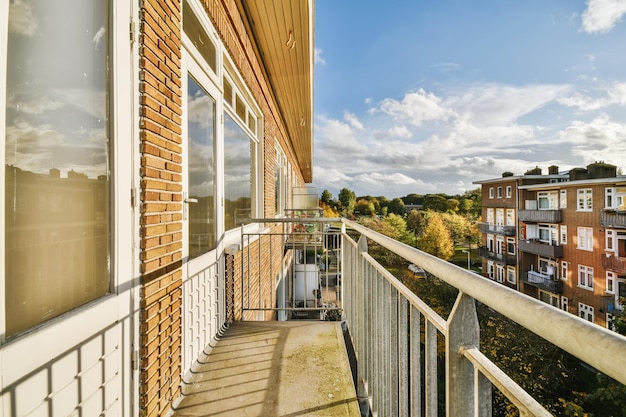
xmin=237 ymin=0 xmax=314 ymax=182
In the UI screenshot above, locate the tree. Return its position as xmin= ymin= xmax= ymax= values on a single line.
xmin=419 ymin=212 xmax=454 ymax=260
xmin=338 ymin=188 xmax=356 ymax=215
xmin=406 ymin=209 xmax=424 ymax=237
xmin=402 ymin=193 xmax=423 ymax=205
xmin=439 ymin=212 xmax=473 ymax=246
xmin=388 ymin=197 xmax=406 ymax=216
xmin=423 ymin=194 xmax=448 ymax=212
xmin=446 ymin=198 xmax=460 ymax=212
xmin=320 ymin=189 xmax=332 ymax=206
xmin=354 ymin=198 xmax=375 ymax=216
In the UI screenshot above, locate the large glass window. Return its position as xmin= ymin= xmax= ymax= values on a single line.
xmin=5 ymin=0 xmax=110 ymax=337
xmin=224 ymin=113 xmax=254 ymax=230
xmin=187 ymin=75 xmax=216 ymax=258
xmin=577 ymin=188 xmax=593 ymax=211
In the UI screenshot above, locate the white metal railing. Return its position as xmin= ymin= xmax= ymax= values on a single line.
xmin=341 ymin=218 xmax=626 ymax=417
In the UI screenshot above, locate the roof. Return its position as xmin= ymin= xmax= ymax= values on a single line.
xmin=237 ymin=0 xmax=314 ymax=182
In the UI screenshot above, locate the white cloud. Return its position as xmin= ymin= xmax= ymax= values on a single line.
xmin=581 ymin=0 xmax=626 ymax=33
xmin=559 ymin=114 xmax=626 ymax=161
xmin=370 ymin=88 xmax=454 ymax=127
xmin=387 ymin=125 xmax=412 ymax=139
xmin=557 ymin=81 xmax=626 ymax=111
xmin=314 ymin=48 xmax=326 ymax=65
xmin=343 ymin=111 xmax=364 ymax=130
xmin=9 ymin=0 xmax=38 ymax=37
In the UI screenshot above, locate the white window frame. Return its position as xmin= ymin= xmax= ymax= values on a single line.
xmin=497 ymin=186 xmax=503 ymax=198
xmin=496 ymin=264 xmax=505 ymax=283
xmin=506 ymin=185 xmax=512 ymax=198
xmin=486 ymin=208 xmax=494 ymax=224
xmin=560 ymin=190 xmax=567 ymax=208
xmin=506 ymin=237 xmax=515 ymax=255
xmin=606 ymin=271 xmax=616 ymax=294
xmin=495 ymin=209 xmax=504 ymax=226
xmin=577 ymin=265 xmax=594 ymax=291
xmin=506 ymin=266 xmax=516 ymax=284
xmin=561 ymin=261 xmax=568 ymax=281
xmin=560 ymin=225 xmax=567 ymax=245
xmin=538 ymin=224 xmax=557 ymax=244
xmin=606 ymin=187 xmax=615 ymax=209
xmin=561 ymin=296 xmax=569 ymax=312
xmin=606 ymin=229 xmax=616 ymax=253
xmin=274 ymin=143 xmax=287 ymax=216
xmin=577 ymin=227 xmax=594 ymax=251
xmin=578 ymin=302 xmax=594 ymax=322
xmin=577 ymin=188 xmax=593 ymax=212
xmin=489 ymin=187 xmax=494 ymax=199
xmin=506 ymin=209 xmax=515 ymax=226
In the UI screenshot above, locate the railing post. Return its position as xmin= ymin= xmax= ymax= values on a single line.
xmin=446 ymin=292 xmax=490 ymax=417
xmin=356 ymin=234 xmax=370 ymax=411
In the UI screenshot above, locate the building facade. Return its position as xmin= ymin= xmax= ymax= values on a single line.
xmin=1 ymin=1 xmax=314 ymax=416
xmin=476 ymin=163 xmax=626 ymax=330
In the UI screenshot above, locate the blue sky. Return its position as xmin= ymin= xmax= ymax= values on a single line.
xmin=312 ymin=0 xmax=626 ymax=198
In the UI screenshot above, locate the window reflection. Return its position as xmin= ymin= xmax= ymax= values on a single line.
xmin=224 ymin=113 xmax=253 ymax=230
xmin=187 ymin=76 xmax=216 ymax=258
xmin=5 ymin=0 xmax=110 ymax=337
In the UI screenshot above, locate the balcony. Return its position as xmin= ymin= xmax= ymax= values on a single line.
xmin=478 ymin=222 xmax=516 ymax=236
xmin=603 ymin=253 xmax=626 ymax=274
xmin=518 ymin=239 xmax=563 ymax=258
xmin=522 ymin=270 xmax=564 ymax=293
xmin=518 ymin=209 xmax=562 ymax=223
xmin=478 ymin=246 xmax=517 ymax=265
xmin=601 ymin=210 xmax=626 ymax=229
xmin=172 ymin=217 xmax=626 ymax=416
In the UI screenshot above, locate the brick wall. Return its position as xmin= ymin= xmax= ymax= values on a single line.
xmin=139 ymin=0 xmax=183 ymax=415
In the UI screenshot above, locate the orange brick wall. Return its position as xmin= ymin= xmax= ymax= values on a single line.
xmin=139 ymin=0 xmax=184 ymax=415
xmin=138 ymin=0 xmax=305 ymax=415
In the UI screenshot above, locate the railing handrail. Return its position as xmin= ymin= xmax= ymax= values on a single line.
xmin=341 ymin=218 xmax=626 ymax=386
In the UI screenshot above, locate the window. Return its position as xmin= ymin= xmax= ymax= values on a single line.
xmin=488 ymin=261 xmax=494 ymax=279
xmin=489 ymin=187 xmax=494 ymax=199
xmin=496 ymin=235 xmax=504 ymax=255
xmin=487 ymin=235 xmax=495 ymax=252
xmin=486 ymin=208 xmax=494 ymax=224
xmin=506 ymin=209 xmax=515 ymax=226
xmin=507 ymin=266 xmax=516 ymax=284
xmin=539 ymin=291 xmax=559 ymax=308
xmin=496 ymin=265 xmax=505 ymax=283
xmin=577 ymin=188 xmax=593 ymax=211
xmin=560 ymin=225 xmax=567 ymax=245
xmin=577 ymin=227 xmax=594 ymax=251
xmin=538 ymin=224 xmax=557 ymax=244
xmin=187 ymin=75 xmax=217 ymax=258
xmin=538 ymin=191 xmax=558 ymax=209
xmin=606 ymin=229 xmax=616 ymax=252
xmin=4 ymin=0 xmax=111 ymax=337
xmin=561 ymin=296 xmax=569 ymax=312
xmin=560 ymin=190 xmax=567 ymax=208
xmin=506 ymin=237 xmax=515 ymax=255
xmin=579 ymin=303 xmax=594 ymax=322
xmin=495 ymin=209 xmax=504 ymax=226
xmin=497 ymin=187 xmax=503 ymax=198
xmin=561 ymin=261 xmax=568 ymax=281
xmin=578 ymin=265 xmax=594 ymax=290
xmin=506 ymin=186 xmax=512 ymax=198
xmin=606 ymin=271 xmax=616 ymax=294
xmin=606 ymin=187 xmax=614 ymax=209
xmin=275 ymin=144 xmax=287 ymax=216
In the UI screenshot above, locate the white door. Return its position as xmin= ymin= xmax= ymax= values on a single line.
xmin=1 ymin=1 xmax=137 ymax=415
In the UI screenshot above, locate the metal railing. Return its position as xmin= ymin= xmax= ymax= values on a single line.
xmin=340 ymin=218 xmax=626 ymax=417
xmin=238 ymin=217 xmax=626 ymax=416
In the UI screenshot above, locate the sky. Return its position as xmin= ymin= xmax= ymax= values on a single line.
xmin=312 ymin=0 xmax=626 ymax=199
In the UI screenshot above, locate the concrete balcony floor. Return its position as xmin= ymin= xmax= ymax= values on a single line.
xmin=170 ymin=321 xmax=360 ymax=417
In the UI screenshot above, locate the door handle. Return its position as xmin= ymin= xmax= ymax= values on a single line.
xmin=185 ymin=197 xmax=198 ymax=204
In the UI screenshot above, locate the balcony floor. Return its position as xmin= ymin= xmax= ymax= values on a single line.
xmin=170 ymin=321 xmax=360 ymax=417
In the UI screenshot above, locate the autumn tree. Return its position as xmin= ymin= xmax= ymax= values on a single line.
xmin=419 ymin=212 xmax=454 ymax=260
xmin=406 ymin=209 xmax=425 ymax=238
xmin=354 ymin=198 xmax=375 ymax=216
xmin=423 ymin=194 xmax=448 ymax=212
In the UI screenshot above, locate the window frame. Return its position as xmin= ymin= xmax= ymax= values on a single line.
xmin=560 ymin=225 xmax=567 ymax=245
xmin=561 ymin=261 xmax=568 ymax=281
xmin=577 ymin=265 xmax=594 ymax=291
xmin=577 ymin=226 xmax=594 ymax=251
xmin=506 ymin=185 xmax=512 ymax=198
xmin=489 ymin=187 xmax=494 ymax=199
xmin=577 ymin=188 xmax=593 ymax=212
xmin=560 ymin=190 xmax=567 ymax=208
xmin=606 ymin=271 xmax=616 ymax=294
xmin=578 ymin=302 xmax=594 ymax=322
xmin=1 ymin=0 xmax=135 ymax=342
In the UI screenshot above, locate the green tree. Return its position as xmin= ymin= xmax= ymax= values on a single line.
xmin=354 ymin=198 xmax=375 ymax=216
xmin=320 ymin=189 xmax=332 ymax=206
xmin=406 ymin=209 xmax=424 ymax=237
xmin=338 ymin=188 xmax=356 ymax=215
xmin=447 ymin=198 xmax=460 ymax=212
xmin=388 ymin=197 xmax=406 ymax=216
xmin=402 ymin=193 xmax=423 ymax=205
xmin=423 ymin=194 xmax=448 ymax=212
xmin=419 ymin=212 xmax=454 ymax=260
xmin=440 ymin=212 xmax=473 ymax=246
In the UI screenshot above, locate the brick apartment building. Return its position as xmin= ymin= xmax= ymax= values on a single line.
xmin=1 ymin=1 xmax=314 ymax=416
xmin=475 ymin=163 xmax=626 ymax=330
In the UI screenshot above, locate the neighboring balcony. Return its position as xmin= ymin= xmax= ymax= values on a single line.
xmin=603 ymin=253 xmax=626 ymax=274
xmin=522 ymin=270 xmax=564 ymax=293
xmin=478 ymin=246 xmax=517 ymax=266
xmin=601 ymin=210 xmax=626 ymax=229
xmin=518 ymin=209 xmax=562 ymax=223
xmin=518 ymin=239 xmax=563 ymax=258
xmin=478 ymin=222 xmax=516 ymax=236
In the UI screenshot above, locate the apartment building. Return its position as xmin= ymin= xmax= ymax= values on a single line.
xmin=1 ymin=1 xmax=313 ymax=416
xmin=475 ymin=163 xmax=626 ymax=330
